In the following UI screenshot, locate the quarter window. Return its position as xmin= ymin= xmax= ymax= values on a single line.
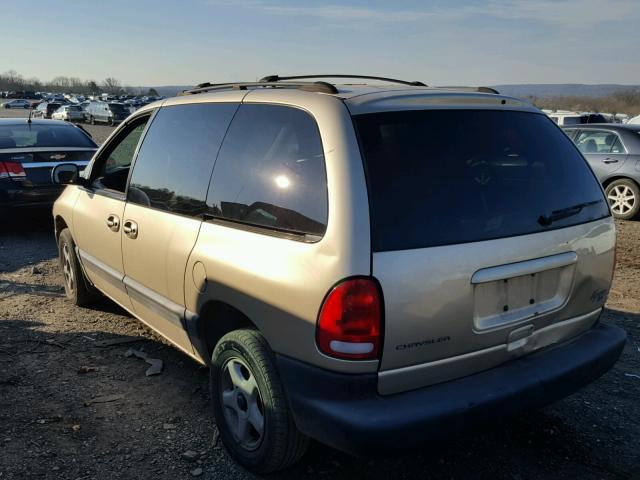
xmin=206 ymin=104 xmax=328 ymax=238
xmin=127 ymin=103 xmax=238 ymax=217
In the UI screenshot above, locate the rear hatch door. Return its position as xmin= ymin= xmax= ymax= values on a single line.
xmin=353 ymin=107 xmax=614 ymax=394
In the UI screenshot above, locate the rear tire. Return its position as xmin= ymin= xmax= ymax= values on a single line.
xmin=605 ymin=179 xmax=640 ymax=220
xmin=210 ymin=329 xmax=308 ymax=474
xmin=58 ymin=228 xmax=100 ymax=306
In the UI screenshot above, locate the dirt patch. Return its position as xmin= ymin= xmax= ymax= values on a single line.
xmin=0 ymin=212 xmax=638 ymax=479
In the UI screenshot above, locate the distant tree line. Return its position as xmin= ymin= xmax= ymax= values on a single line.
xmin=531 ymin=89 xmax=640 ymax=117
xmin=0 ymin=70 xmax=159 ymax=96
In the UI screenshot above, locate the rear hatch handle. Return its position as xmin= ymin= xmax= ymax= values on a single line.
xmin=471 ymin=251 xmax=578 ymax=284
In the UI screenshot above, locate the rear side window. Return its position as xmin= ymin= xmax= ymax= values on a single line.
xmin=206 ymin=104 xmax=328 ymax=238
xmin=127 ymin=103 xmax=238 ymax=217
xmin=575 ymin=130 xmax=625 ymax=154
xmin=354 ymin=109 xmax=609 ymax=252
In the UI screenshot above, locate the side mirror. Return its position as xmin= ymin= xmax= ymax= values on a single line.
xmin=51 ymin=163 xmax=81 ymax=185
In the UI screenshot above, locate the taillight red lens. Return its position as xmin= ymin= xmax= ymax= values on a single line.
xmin=0 ymin=161 xmax=26 ymax=178
xmin=316 ymin=278 xmax=382 ymax=360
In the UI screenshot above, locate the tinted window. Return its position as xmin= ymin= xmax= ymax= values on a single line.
xmin=128 ymin=103 xmax=237 ymax=217
xmin=354 ymin=109 xmax=609 ymax=252
xmin=0 ymin=124 xmax=96 ymax=149
xmin=109 ymin=103 xmax=128 ymax=112
xmin=563 ymin=116 xmax=582 ymax=125
xmin=206 ymin=104 xmax=327 ymax=237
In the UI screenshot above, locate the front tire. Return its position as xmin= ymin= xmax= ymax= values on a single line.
xmin=58 ymin=228 xmax=100 ymax=306
xmin=605 ymin=179 xmax=640 ymax=220
xmin=210 ymin=329 xmax=308 ymax=474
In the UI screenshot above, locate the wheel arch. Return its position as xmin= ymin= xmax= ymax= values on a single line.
xmin=602 ymin=175 xmax=640 ymax=191
xmin=54 ymin=215 xmax=69 ymax=244
xmin=190 ymin=300 xmax=259 ymax=365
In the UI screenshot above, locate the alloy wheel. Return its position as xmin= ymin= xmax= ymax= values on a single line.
xmin=608 ymin=185 xmax=636 ymax=215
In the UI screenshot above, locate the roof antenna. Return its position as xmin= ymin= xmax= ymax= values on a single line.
xmin=27 ymin=107 xmax=33 ymax=124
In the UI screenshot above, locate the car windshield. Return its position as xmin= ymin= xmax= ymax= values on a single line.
xmin=0 ymin=124 xmax=97 ymax=149
xmin=354 ymin=109 xmax=610 ymax=251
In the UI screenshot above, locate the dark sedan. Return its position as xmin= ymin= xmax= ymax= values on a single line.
xmin=563 ymin=124 xmax=640 ymax=219
xmin=0 ymin=119 xmax=98 ymax=211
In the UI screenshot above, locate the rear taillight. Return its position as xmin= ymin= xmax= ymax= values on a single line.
xmin=0 ymin=161 xmax=26 ymax=179
xmin=316 ymin=278 xmax=382 ymax=360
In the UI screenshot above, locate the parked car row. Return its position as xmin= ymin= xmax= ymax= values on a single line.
xmin=45 ymin=76 xmax=626 ymax=474
xmin=544 ymin=109 xmax=635 ymax=125
xmin=28 ymin=100 xmax=147 ymax=125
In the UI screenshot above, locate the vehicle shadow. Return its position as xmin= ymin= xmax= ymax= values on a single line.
xmin=2 ymin=314 xmax=637 ymax=479
xmin=2 ymin=299 xmax=637 ymax=479
xmin=0 ymin=208 xmax=57 ymax=273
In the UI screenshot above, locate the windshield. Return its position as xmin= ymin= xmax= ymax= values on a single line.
xmin=354 ymin=109 xmax=609 ymax=252
xmin=0 ymin=124 xmax=97 ymax=149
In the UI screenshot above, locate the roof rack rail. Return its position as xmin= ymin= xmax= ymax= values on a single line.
xmin=436 ymin=86 xmax=500 ymax=94
xmin=180 ymin=80 xmax=339 ymax=96
xmin=260 ymin=74 xmax=427 ymax=87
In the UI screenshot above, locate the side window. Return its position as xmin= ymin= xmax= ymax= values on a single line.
xmin=92 ymin=116 xmax=150 ymax=192
xmin=206 ymin=104 xmax=328 ymax=238
xmin=127 ymin=103 xmax=238 ymax=217
xmin=575 ymin=130 xmax=610 ymax=153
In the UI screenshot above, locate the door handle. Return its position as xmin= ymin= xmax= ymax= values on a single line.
xmin=106 ymin=214 xmax=120 ymax=232
xmin=603 ymin=158 xmax=619 ymax=164
xmin=123 ymin=220 xmax=138 ymax=239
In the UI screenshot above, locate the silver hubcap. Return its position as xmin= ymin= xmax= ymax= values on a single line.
xmin=608 ymin=185 xmax=636 ymax=215
xmin=220 ymin=358 xmax=264 ymax=450
xmin=62 ymin=243 xmax=75 ymax=294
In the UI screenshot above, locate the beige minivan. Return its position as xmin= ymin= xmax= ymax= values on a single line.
xmin=52 ymin=75 xmax=626 ymax=473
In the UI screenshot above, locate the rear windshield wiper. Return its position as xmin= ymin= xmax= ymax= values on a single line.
xmin=538 ymin=199 xmax=603 ymax=227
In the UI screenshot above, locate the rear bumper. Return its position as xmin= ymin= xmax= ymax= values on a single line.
xmin=276 ymin=323 xmax=626 ymax=456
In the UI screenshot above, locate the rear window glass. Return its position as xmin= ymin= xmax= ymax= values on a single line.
xmin=0 ymin=124 xmax=97 ymax=149
xmin=354 ymin=109 xmax=609 ymax=252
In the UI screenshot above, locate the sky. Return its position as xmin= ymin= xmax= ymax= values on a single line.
xmin=2 ymin=0 xmax=639 ymax=87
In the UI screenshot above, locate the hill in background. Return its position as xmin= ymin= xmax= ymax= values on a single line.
xmin=492 ymin=84 xmax=640 ymax=98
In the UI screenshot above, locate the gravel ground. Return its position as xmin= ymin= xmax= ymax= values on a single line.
xmin=0 ymin=107 xmax=639 ymax=479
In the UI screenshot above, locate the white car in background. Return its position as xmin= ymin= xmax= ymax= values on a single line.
xmin=627 ymin=114 xmax=640 ymax=125
xmin=51 ymin=105 xmax=85 ymax=122
xmin=546 ymin=110 xmax=608 ymax=125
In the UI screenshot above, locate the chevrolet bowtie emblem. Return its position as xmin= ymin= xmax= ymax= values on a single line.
xmin=50 ymin=154 xmax=66 ymax=160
